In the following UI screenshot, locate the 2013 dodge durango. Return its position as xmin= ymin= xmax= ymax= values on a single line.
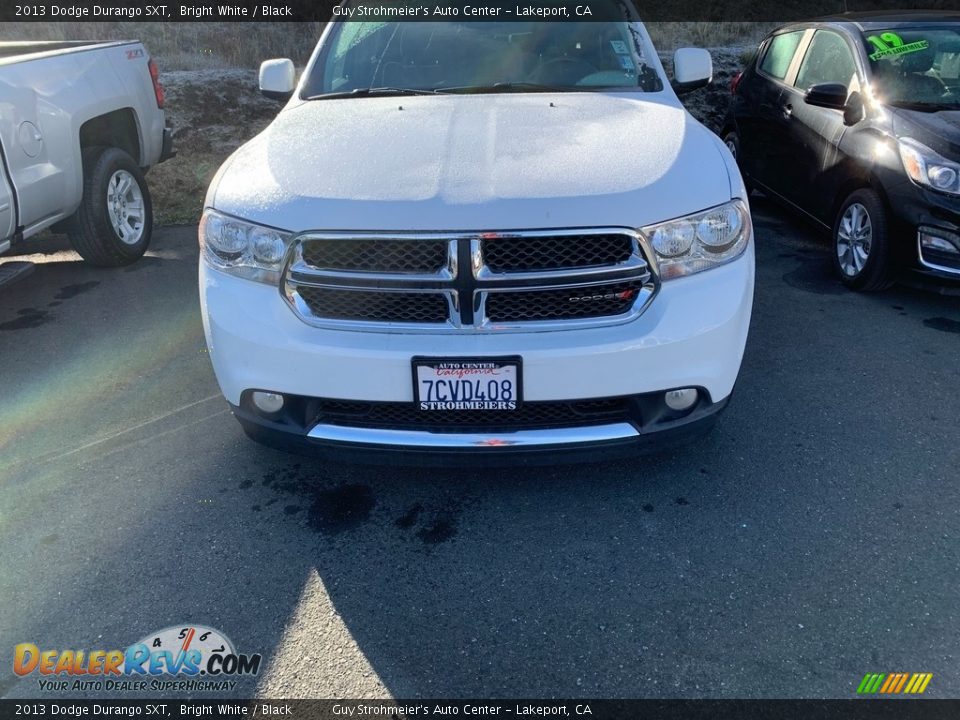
xmin=199 ymin=7 xmax=755 ymax=464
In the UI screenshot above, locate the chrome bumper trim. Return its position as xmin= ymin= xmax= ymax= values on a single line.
xmin=306 ymin=421 xmax=640 ymax=449
xmin=917 ymin=231 xmax=960 ymax=276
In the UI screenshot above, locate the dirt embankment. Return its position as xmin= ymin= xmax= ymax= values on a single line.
xmin=149 ymin=70 xmax=281 ymax=224
xmin=152 ymin=47 xmax=746 ymax=225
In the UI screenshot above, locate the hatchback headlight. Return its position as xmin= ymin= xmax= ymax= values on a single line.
xmin=643 ymin=200 xmax=751 ymax=279
xmin=899 ymin=137 xmax=960 ymax=195
xmin=199 ymin=209 xmax=293 ymax=283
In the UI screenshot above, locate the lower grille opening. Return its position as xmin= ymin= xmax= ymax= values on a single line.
xmin=314 ymin=397 xmax=633 ymax=432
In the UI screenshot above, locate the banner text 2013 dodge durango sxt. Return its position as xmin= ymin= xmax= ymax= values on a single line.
xmin=198 ymin=10 xmax=756 ymax=464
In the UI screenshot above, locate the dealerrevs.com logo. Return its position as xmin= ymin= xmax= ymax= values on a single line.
xmin=14 ymin=625 xmax=262 ymax=693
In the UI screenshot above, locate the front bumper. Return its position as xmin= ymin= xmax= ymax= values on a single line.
xmin=885 ymin=180 xmax=960 ymax=285
xmin=230 ymin=391 xmax=730 ymax=467
xmin=200 ymin=247 xmax=753 ymax=461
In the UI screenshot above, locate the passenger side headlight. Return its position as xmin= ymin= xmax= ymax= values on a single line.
xmin=899 ymin=137 xmax=960 ymax=195
xmin=199 ymin=209 xmax=293 ymax=283
xmin=643 ymin=200 xmax=751 ymax=279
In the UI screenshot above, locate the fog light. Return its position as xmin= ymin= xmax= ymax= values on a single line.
xmin=920 ymin=230 xmax=960 ymax=254
xmin=251 ymin=391 xmax=284 ymax=414
xmin=665 ymin=388 xmax=698 ymax=412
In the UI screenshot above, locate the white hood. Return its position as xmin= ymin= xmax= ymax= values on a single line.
xmin=210 ymin=92 xmax=733 ymax=231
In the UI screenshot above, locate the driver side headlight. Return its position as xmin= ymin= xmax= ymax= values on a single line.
xmin=199 ymin=209 xmax=293 ymax=284
xmin=643 ymin=200 xmax=752 ymax=279
xmin=898 ymin=137 xmax=960 ymax=195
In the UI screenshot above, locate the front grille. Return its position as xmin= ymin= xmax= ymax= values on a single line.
xmin=485 ymin=281 xmax=644 ymax=323
xmin=301 ymin=238 xmax=449 ymax=274
xmin=296 ymin=287 xmax=449 ymax=323
xmin=481 ymin=233 xmax=634 ymax=272
xmin=284 ymin=229 xmax=657 ymax=331
xmin=314 ymin=397 xmax=631 ymax=430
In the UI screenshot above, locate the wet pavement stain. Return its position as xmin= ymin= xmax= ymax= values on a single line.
xmin=54 ymin=281 xmax=100 ymax=300
xmin=417 ymin=519 xmax=457 ymax=545
xmin=923 ymin=317 xmax=960 ymax=334
xmin=307 ymin=484 xmax=375 ymax=534
xmin=0 ymin=309 xmax=51 ymax=331
xmin=261 ymin=463 xmax=303 ymax=493
xmin=782 ymin=259 xmax=845 ymax=295
xmin=395 ymin=498 xmax=461 ymax=546
xmin=396 ymin=504 xmax=423 ymax=530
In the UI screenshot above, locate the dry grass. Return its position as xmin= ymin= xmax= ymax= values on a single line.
xmin=646 ymin=22 xmax=776 ymax=51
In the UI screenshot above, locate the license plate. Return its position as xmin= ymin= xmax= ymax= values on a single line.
xmin=412 ymin=356 xmax=522 ymax=411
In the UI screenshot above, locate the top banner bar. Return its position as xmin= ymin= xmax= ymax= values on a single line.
xmin=3 ymin=0 xmax=960 ymax=22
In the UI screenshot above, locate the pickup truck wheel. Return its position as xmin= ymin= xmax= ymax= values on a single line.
xmin=68 ymin=147 xmax=153 ymax=267
xmin=832 ymin=189 xmax=896 ymax=292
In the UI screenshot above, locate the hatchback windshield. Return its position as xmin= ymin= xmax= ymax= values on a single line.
xmin=301 ymin=13 xmax=663 ymax=98
xmin=865 ymin=25 xmax=960 ymax=107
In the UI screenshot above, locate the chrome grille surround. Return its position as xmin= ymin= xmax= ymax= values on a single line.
xmin=282 ymin=228 xmax=659 ymax=333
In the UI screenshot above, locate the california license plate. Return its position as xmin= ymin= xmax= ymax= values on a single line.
xmin=412 ymin=357 xmax=522 ymax=411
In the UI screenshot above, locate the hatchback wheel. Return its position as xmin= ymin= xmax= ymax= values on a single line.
xmin=722 ymin=130 xmax=752 ymax=196
xmin=832 ymin=189 xmax=895 ymax=291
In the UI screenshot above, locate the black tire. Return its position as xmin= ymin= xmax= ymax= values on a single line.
xmin=722 ymin=130 xmax=752 ymax=196
xmin=67 ymin=146 xmax=153 ymax=267
xmin=831 ymin=188 xmax=896 ymax=292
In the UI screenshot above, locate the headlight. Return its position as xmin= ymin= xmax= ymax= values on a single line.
xmin=898 ymin=137 xmax=960 ymax=195
xmin=199 ymin=209 xmax=293 ymax=283
xmin=643 ymin=200 xmax=751 ymax=280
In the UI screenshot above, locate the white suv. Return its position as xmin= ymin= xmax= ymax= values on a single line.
xmin=199 ymin=11 xmax=754 ymax=464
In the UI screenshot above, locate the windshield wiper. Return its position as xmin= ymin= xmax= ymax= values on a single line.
xmin=436 ymin=82 xmax=574 ymax=94
xmin=304 ymin=87 xmax=440 ymax=100
xmin=887 ymin=99 xmax=960 ymax=112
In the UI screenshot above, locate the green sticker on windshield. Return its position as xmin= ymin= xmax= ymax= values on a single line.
xmin=868 ymin=32 xmax=930 ymax=61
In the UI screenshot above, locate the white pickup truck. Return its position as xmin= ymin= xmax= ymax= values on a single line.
xmin=0 ymin=40 xmax=173 ymax=266
xmin=200 ymin=8 xmax=755 ymax=465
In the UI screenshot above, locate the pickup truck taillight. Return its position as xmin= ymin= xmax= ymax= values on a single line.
xmin=148 ymin=58 xmax=165 ymax=109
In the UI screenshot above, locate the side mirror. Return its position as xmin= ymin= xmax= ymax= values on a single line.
xmin=804 ymin=82 xmax=848 ymax=110
xmin=259 ymin=58 xmax=295 ymax=101
xmin=843 ymin=91 xmax=866 ymax=126
xmin=672 ymin=48 xmax=712 ymax=93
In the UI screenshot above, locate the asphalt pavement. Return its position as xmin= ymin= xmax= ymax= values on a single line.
xmin=1 ymin=196 xmax=959 ymax=699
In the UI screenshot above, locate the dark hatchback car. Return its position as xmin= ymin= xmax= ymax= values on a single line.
xmin=723 ymin=12 xmax=960 ymax=291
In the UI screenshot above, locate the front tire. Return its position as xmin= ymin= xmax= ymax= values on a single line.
xmin=722 ymin=130 xmax=752 ymax=196
xmin=832 ymin=189 xmax=896 ymax=292
xmin=68 ymin=147 xmax=153 ymax=267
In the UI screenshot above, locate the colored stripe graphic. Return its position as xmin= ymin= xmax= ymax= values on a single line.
xmin=857 ymin=673 xmax=932 ymax=694
xmin=857 ymin=674 xmax=885 ymax=694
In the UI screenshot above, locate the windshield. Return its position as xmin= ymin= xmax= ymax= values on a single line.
xmin=864 ymin=25 xmax=960 ymax=107
xmin=301 ymin=16 xmax=663 ymax=98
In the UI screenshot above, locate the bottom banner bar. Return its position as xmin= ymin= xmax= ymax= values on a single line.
xmin=2 ymin=700 xmax=960 ymax=720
